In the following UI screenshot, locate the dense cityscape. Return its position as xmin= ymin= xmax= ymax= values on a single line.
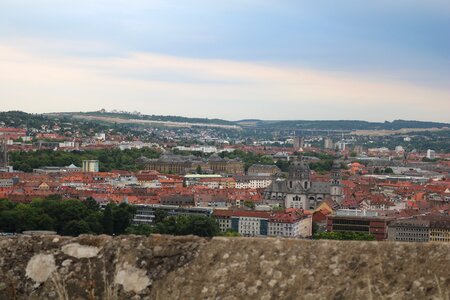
xmin=1 ymin=1 xmax=449 ymax=298
xmin=0 ymin=110 xmax=449 ymax=242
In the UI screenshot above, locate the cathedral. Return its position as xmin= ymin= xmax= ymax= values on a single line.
xmin=263 ymin=158 xmax=343 ymax=209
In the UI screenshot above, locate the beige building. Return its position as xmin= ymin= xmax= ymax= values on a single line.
xmin=82 ymin=160 xmax=99 ymax=172
xmin=247 ymin=164 xmax=280 ymax=176
xmin=138 ymin=153 xmax=244 ymax=175
xmin=429 ymin=218 xmax=450 ymax=242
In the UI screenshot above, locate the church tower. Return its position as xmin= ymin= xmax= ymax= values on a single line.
xmin=287 ymin=158 xmax=311 ymax=191
xmin=284 ymin=158 xmax=312 ymax=209
xmin=330 ymin=161 xmax=343 ymax=203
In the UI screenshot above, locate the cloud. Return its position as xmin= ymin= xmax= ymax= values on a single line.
xmin=0 ymin=42 xmax=449 ymax=121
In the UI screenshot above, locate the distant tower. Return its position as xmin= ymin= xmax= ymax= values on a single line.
xmin=294 ymin=136 xmax=304 ymax=151
xmin=335 ymin=141 xmax=346 ymax=152
xmin=330 ymin=161 xmax=343 ymax=203
xmin=324 ymin=137 xmax=334 ymax=150
xmin=0 ymin=140 xmax=8 ymax=168
xmin=273 ymin=130 xmax=279 ymax=140
xmin=354 ymin=145 xmax=364 ymax=155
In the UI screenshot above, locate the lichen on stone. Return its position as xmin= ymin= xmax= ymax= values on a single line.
xmin=25 ymin=254 xmax=56 ymax=283
xmin=61 ymin=243 xmax=100 ymax=259
xmin=114 ymin=262 xmax=151 ymax=293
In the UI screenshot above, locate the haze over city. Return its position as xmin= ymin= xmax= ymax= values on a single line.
xmin=1 ymin=0 xmax=449 ymax=122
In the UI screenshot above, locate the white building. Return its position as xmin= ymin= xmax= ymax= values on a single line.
xmin=235 ymin=176 xmax=272 ymax=189
xmin=184 ymin=174 xmax=222 ymax=186
xmin=95 ymin=132 xmax=106 ymax=141
xmin=395 ymin=146 xmax=405 ymax=153
xmin=216 ymin=216 xmax=232 ymax=232
xmin=213 ymin=210 xmax=270 ymax=236
xmin=213 ymin=209 xmax=313 ymax=238
xmin=59 ymin=141 xmax=75 ymax=148
xmin=427 ymin=149 xmax=436 ymax=159
xmin=173 ymin=145 xmax=218 ymax=153
xmin=119 ymin=142 xmax=159 ymax=150
xmin=335 ymin=141 xmax=346 ymax=151
xmin=324 ymin=137 xmax=334 ymax=149
xmin=239 ymin=216 xmax=263 ymax=236
xmin=268 ymin=213 xmax=312 ymax=238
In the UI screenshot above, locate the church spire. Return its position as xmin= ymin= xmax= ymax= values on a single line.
xmin=330 ymin=160 xmax=343 ymax=203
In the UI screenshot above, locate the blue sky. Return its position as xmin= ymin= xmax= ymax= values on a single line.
xmin=0 ymin=0 xmax=449 ymax=121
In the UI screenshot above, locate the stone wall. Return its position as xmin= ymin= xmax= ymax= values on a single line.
xmin=0 ymin=234 xmax=449 ymax=299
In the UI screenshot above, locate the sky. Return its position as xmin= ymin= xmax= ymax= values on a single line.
xmin=0 ymin=0 xmax=449 ymax=122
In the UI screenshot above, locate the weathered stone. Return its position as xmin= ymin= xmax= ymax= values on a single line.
xmin=61 ymin=243 xmax=100 ymax=259
xmin=114 ymin=262 xmax=150 ymax=293
xmin=25 ymin=254 xmax=56 ymax=283
xmin=0 ymin=235 xmax=448 ymax=299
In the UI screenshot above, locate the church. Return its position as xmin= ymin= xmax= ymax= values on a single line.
xmin=263 ymin=158 xmax=343 ymax=209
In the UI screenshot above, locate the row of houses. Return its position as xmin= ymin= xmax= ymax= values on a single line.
xmin=325 ymin=208 xmax=450 ymax=242
xmin=132 ymin=204 xmax=313 ymax=238
xmin=388 ymin=215 xmax=450 ymax=242
xmin=213 ymin=209 xmax=312 ymax=238
xmin=184 ymin=174 xmax=273 ymax=189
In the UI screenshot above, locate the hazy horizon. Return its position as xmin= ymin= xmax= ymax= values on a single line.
xmin=1 ymin=1 xmax=449 ymax=122
xmin=1 ymin=109 xmax=447 ymax=124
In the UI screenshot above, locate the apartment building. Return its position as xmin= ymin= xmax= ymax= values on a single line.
xmin=235 ymin=175 xmax=272 ymax=189
xmin=388 ymin=215 xmax=450 ymax=243
xmin=268 ymin=210 xmax=312 ymax=238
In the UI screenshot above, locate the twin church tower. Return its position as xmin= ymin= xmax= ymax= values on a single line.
xmin=263 ymin=158 xmax=343 ymax=209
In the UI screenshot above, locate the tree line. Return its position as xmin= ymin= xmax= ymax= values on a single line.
xmin=219 ymin=149 xmax=275 ymax=171
xmin=0 ymin=195 xmax=222 ymax=238
xmin=10 ymin=147 xmax=160 ymax=172
xmin=313 ymin=231 xmax=376 ymax=241
xmin=0 ymin=196 xmax=136 ymax=236
xmin=126 ymin=210 xmax=220 ymax=238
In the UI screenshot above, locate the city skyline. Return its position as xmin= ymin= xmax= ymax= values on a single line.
xmin=0 ymin=0 xmax=449 ymax=122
